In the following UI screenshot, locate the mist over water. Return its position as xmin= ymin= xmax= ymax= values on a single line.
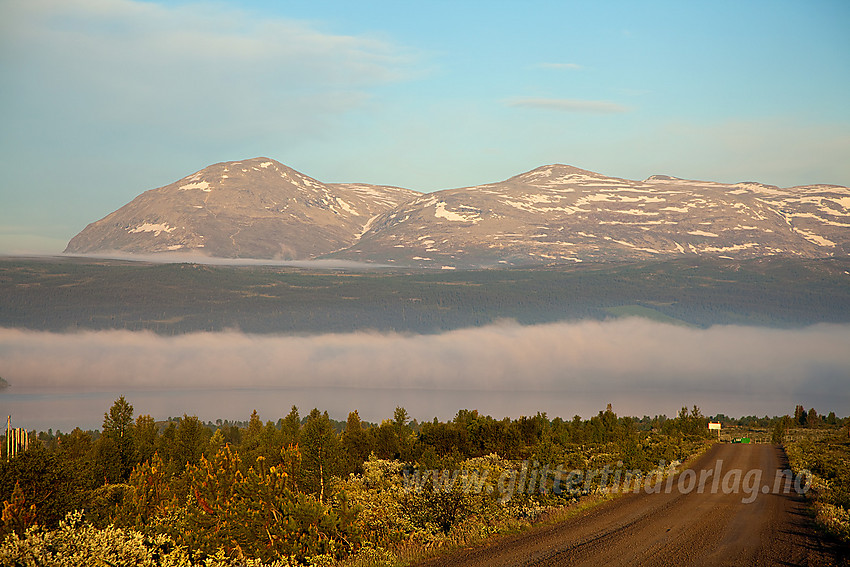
xmin=2 ymin=319 xmax=848 ymax=431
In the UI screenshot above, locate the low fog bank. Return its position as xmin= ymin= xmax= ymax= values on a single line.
xmin=2 ymin=319 xmax=848 ymax=430
xmin=51 ymin=252 xmax=390 ymax=269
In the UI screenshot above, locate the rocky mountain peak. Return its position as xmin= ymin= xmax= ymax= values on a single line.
xmin=66 ymin=159 xmax=850 ymax=268
xmin=65 ymin=158 xmax=420 ymax=259
xmin=644 ymin=174 xmax=683 ymax=182
xmin=510 ymin=164 xmax=612 ymax=186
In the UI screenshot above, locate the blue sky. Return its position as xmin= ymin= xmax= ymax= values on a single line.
xmin=1 ymin=0 xmax=849 ymax=254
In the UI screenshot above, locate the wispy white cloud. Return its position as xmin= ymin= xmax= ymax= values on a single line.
xmin=536 ymin=62 xmax=582 ymax=70
xmin=0 ymin=0 xmax=413 ymax=143
xmin=507 ymin=97 xmax=630 ymax=114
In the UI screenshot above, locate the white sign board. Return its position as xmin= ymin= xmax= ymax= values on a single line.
xmin=708 ymin=422 xmax=721 ymax=430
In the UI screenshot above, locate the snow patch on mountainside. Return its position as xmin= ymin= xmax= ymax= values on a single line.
xmin=128 ymin=223 xmax=176 ymax=236
xmin=793 ymin=228 xmax=836 ymax=247
xmin=434 ymin=202 xmax=481 ymax=223
xmin=179 ymin=181 xmax=211 ymax=192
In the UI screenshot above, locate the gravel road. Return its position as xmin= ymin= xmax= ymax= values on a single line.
xmin=416 ymin=444 xmax=847 ymax=566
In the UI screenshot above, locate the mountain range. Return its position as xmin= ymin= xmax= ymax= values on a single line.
xmin=65 ymin=157 xmax=850 ymax=268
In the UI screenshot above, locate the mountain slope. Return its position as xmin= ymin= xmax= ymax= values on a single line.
xmin=333 ymin=164 xmax=850 ymax=267
xmin=66 ymin=160 xmax=850 ymax=267
xmin=65 ymin=158 xmax=420 ymax=259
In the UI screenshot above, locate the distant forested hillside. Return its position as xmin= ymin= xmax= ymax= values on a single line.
xmin=1 ymin=256 xmax=849 ymax=334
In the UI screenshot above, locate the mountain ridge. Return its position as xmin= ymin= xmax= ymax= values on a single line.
xmin=66 ymin=158 xmax=850 ymax=268
xmin=65 ymin=157 xmax=420 ymax=259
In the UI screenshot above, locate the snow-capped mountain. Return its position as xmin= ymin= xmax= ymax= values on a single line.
xmin=65 ymin=158 xmax=419 ymax=259
xmin=334 ymin=165 xmax=850 ymax=267
xmin=66 ymin=159 xmax=850 ymax=267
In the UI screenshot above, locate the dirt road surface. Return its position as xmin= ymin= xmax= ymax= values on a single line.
xmin=416 ymin=444 xmax=847 ymax=566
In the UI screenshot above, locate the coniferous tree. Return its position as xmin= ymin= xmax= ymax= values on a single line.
xmin=342 ymin=410 xmax=370 ymax=473
xmin=795 ymin=404 xmax=807 ymax=427
xmin=772 ymin=415 xmax=791 ymax=443
xmin=155 ymin=421 xmax=178 ymax=473
xmin=807 ymin=408 xmax=820 ymax=428
xmin=134 ymin=414 xmax=158 ymax=464
xmin=243 ymin=409 xmax=263 ymax=451
xmin=281 ymin=405 xmax=301 ymax=446
xmin=393 ymin=406 xmax=414 ymax=459
xmin=96 ymin=396 xmax=136 ymax=482
xmin=175 ymin=415 xmax=209 ymax=468
xmin=301 ymin=409 xmax=340 ymax=502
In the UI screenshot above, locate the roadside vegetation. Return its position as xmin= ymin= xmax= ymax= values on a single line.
xmin=2 ymin=400 xmax=846 ymax=565
xmin=0 ymin=400 xmax=720 ymax=566
xmin=780 ymin=406 xmax=850 ymax=546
